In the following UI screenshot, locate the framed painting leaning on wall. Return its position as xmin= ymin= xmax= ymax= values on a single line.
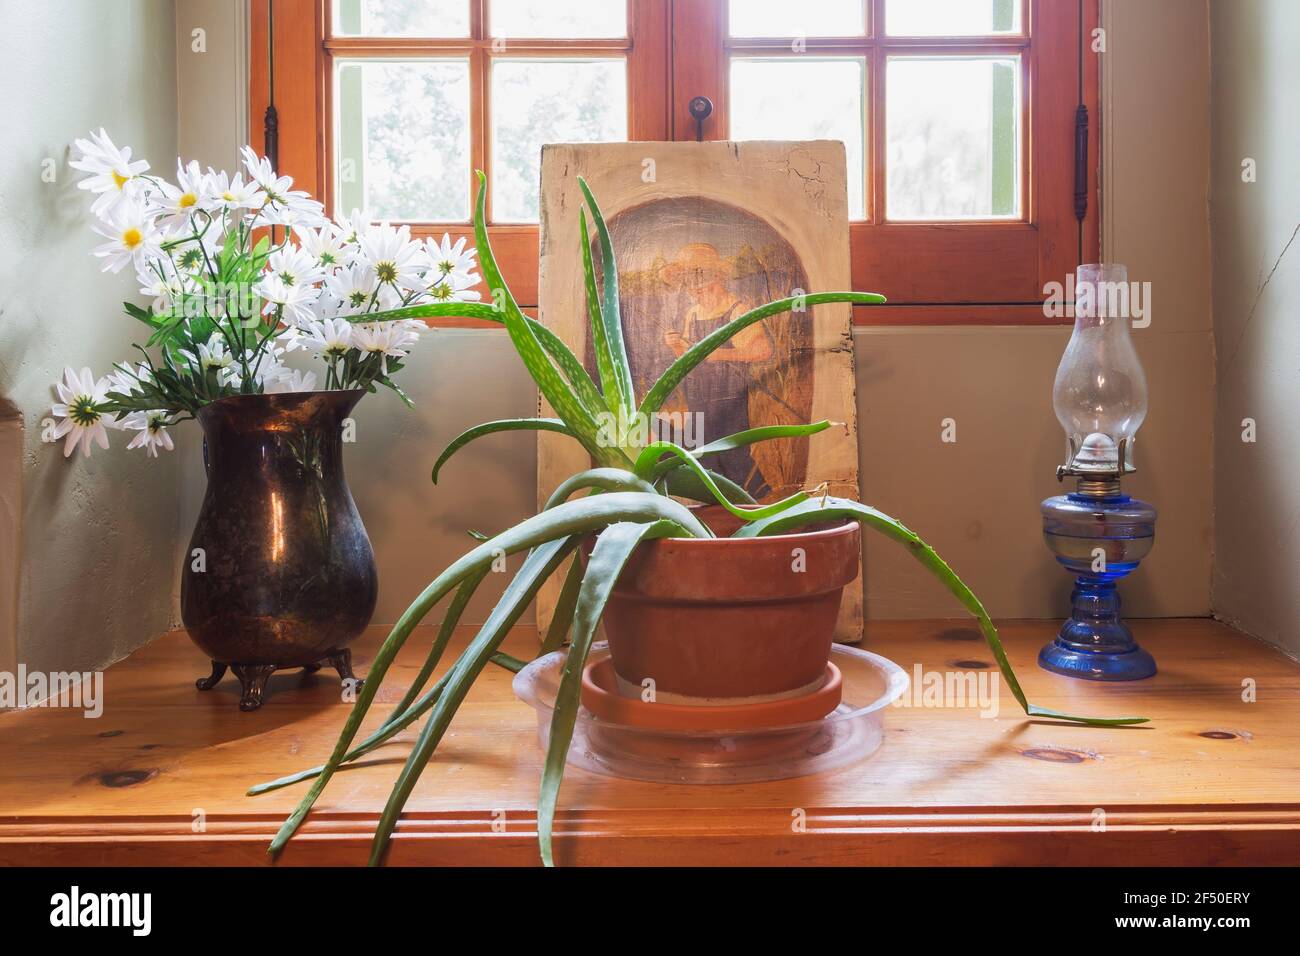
xmin=536 ymin=141 xmax=863 ymax=643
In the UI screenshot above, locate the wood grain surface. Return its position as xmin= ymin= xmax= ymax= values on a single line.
xmin=1 ymin=619 xmax=1297 ymax=866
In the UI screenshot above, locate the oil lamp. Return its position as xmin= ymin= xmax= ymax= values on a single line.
xmin=1039 ymin=263 xmax=1157 ymax=680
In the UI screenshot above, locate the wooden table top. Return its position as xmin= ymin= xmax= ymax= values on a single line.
xmin=2 ymin=618 xmax=1298 ymax=866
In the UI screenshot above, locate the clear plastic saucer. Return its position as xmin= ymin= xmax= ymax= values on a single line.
xmin=512 ymin=642 xmax=909 ymax=784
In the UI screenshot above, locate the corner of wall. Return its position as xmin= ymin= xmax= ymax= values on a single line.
xmin=0 ymin=399 xmax=21 ymax=680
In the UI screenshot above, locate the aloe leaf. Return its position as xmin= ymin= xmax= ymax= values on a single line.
xmin=249 ymin=551 xmax=548 ymax=800
xmin=433 ymin=418 xmax=574 ymax=483
xmin=650 ymin=421 xmax=833 ymax=481
xmin=368 ymin=300 xmax=611 ymax=426
xmin=543 ymin=467 xmax=659 ymax=511
xmin=576 ymin=176 xmax=636 ymax=412
xmin=470 ymin=172 xmax=610 ymax=462
xmin=661 ymin=465 xmax=756 ymax=506
xmin=366 ymin=536 xmax=578 ymax=865
xmin=639 ymin=292 xmax=887 ymax=416
xmin=538 ymin=519 xmax=682 ymax=866
xmin=489 ymin=653 xmax=529 ymax=673
xmin=579 ymin=211 xmax=623 ymax=415
xmin=381 ymin=568 xmax=486 ymax=728
xmin=633 ymin=441 xmax=808 ymax=520
xmin=266 ymin=492 xmax=710 ymax=854
xmin=525 ymin=319 xmax=616 ymax=427
xmin=541 ymin=555 xmax=584 ymax=654
xmin=353 ymin=302 xmax=503 ymax=324
xmin=736 ymin=498 xmax=1150 ymax=726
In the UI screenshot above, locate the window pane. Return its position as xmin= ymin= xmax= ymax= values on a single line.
xmin=336 ymin=60 xmax=471 ymax=221
xmin=490 ymin=59 xmax=628 ymax=223
xmin=728 ymin=0 xmax=865 ymax=37
xmin=885 ymin=0 xmax=1021 ymax=36
xmin=333 ymin=0 xmax=470 ymax=37
xmin=886 ymin=57 xmax=1020 ymax=220
xmin=729 ymin=58 xmax=866 ymax=219
xmin=490 ymin=0 xmax=626 ymax=38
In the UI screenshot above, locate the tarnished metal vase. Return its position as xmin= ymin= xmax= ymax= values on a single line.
xmin=181 ymin=390 xmax=377 ymax=710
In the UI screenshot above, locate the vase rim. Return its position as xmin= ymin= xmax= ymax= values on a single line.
xmin=201 ymin=388 xmax=367 ymax=410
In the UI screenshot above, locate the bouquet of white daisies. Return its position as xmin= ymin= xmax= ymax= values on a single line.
xmin=51 ymin=129 xmax=482 ymax=458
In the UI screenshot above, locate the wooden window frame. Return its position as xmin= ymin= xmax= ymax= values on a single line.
xmin=251 ymin=0 xmax=669 ymax=314
xmin=251 ymin=0 xmax=1098 ymax=325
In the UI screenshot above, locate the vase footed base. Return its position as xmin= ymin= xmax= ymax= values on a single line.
xmin=194 ymin=648 xmax=364 ymax=711
xmin=1037 ymin=639 xmax=1157 ymax=682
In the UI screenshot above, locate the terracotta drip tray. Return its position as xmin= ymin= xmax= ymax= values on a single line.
xmin=582 ymin=658 xmax=843 ymax=732
xmin=514 ymin=643 xmax=909 ymax=785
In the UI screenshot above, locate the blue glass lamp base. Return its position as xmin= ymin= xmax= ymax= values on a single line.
xmin=1040 ymin=491 xmax=1158 ymax=682
xmin=1038 ymin=635 xmax=1157 ymax=681
xmin=1038 ymin=576 xmax=1157 ymax=681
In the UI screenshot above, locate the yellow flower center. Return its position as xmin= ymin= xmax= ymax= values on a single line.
xmin=112 ymin=171 xmax=130 ymax=190
xmin=122 ymin=227 xmax=143 ymax=249
xmin=223 ymin=191 xmax=236 ymax=202
xmin=179 ymin=193 xmax=198 ymax=208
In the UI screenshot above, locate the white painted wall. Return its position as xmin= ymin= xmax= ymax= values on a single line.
xmin=1209 ymin=0 xmax=1300 ymax=656
xmin=0 ymin=0 xmax=181 ymax=674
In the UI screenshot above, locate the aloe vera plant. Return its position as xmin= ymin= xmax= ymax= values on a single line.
xmin=252 ymin=173 xmax=1148 ymax=867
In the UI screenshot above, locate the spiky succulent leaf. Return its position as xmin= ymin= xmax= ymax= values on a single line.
xmin=633 ymin=440 xmax=809 ymax=520
xmin=538 ymin=520 xmax=686 ymax=866
xmin=660 ymin=465 xmax=756 ymax=505
xmin=265 ymin=491 xmax=711 ymax=854
xmin=543 ymin=467 xmax=659 ymax=511
xmin=366 ymin=536 xmax=578 ymax=865
xmin=640 ymin=292 xmax=886 ymax=416
xmin=471 ymin=172 xmax=612 ymax=463
xmin=433 ymin=418 xmax=574 ymax=483
xmin=576 ymin=176 xmax=636 ymax=412
xmin=579 ymin=210 xmax=624 ymax=415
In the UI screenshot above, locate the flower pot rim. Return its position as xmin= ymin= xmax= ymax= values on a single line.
xmin=662 ymin=514 xmax=858 ymax=546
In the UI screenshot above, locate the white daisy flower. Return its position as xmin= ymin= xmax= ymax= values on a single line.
xmin=263 ymin=367 xmax=319 ymax=394
xmin=91 ymin=199 xmax=162 ymax=274
xmin=324 ymin=262 xmax=379 ymax=314
xmin=352 ymin=321 xmax=421 ymax=376
xmin=50 ymin=367 xmax=112 ymax=458
xmin=240 ymin=146 xmax=327 ymax=229
xmin=256 ymin=273 xmax=319 ymax=327
xmin=266 ymin=244 xmax=326 ymax=289
xmin=335 ymin=208 xmax=372 ymax=246
xmin=280 ymin=317 xmax=353 ymax=358
xmin=137 ymin=266 xmax=189 ymax=311
xmin=357 ymin=222 xmax=425 ymax=292
xmin=207 ymin=168 xmax=260 ymax=213
xmin=69 ymin=129 xmax=150 ymax=217
xmin=121 ymin=411 xmax=175 ymax=457
xmin=424 ymin=234 xmax=478 ymax=282
xmin=299 ymin=224 xmax=351 ymax=270
xmin=181 ymin=334 xmax=239 ymax=387
xmin=427 ymin=268 xmax=483 ymax=303
xmin=169 ymin=223 xmax=222 ymax=276
xmin=151 ymin=159 xmax=213 ymax=232
xmin=105 ymin=362 xmax=153 ymax=398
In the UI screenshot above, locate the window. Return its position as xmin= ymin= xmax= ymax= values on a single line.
xmin=252 ymin=0 xmax=1097 ymax=321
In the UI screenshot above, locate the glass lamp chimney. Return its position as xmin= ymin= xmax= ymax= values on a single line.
xmin=1053 ymin=263 xmax=1147 ymax=480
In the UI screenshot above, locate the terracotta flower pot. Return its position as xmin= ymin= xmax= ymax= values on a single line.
xmin=598 ymin=505 xmax=860 ymax=703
